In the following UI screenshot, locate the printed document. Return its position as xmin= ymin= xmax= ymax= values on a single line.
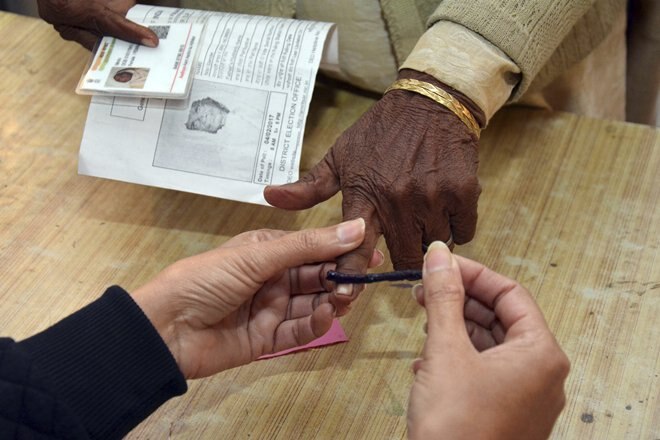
xmin=79 ymin=5 xmax=336 ymax=205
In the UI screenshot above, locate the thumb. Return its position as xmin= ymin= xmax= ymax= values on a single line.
xmin=422 ymin=241 xmax=472 ymax=352
xmin=249 ymin=219 xmax=366 ymax=279
xmin=97 ymin=7 xmax=159 ymax=47
xmin=264 ymin=155 xmax=339 ymax=210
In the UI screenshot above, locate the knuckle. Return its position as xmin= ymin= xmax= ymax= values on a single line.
xmin=300 ymin=167 xmax=322 ymax=185
xmin=389 ymin=179 xmax=411 ymax=197
xmin=553 ymin=350 xmax=571 ymax=380
xmin=424 ymin=282 xmax=464 ymax=303
xmin=246 ymin=228 xmax=278 ymax=243
xmin=474 ymin=180 xmax=483 ymax=197
xmin=448 ymin=176 xmax=480 ymax=201
xmin=557 ymin=391 xmax=568 ymax=411
xmin=537 ymin=339 xmax=571 ymax=380
xmin=49 ymin=0 xmax=70 ymax=15
xmin=341 ymin=190 xmax=374 ymax=215
xmin=55 ymin=26 xmax=77 ymax=41
xmin=295 ymin=229 xmax=322 ymax=251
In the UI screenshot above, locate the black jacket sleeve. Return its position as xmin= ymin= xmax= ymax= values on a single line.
xmin=0 ymin=286 xmax=187 ymax=439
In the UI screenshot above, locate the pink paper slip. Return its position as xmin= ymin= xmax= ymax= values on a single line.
xmin=258 ymin=319 xmax=348 ymax=360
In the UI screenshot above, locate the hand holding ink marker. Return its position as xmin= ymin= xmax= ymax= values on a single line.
xmin=326 ymin=242 xmax=449 ymax=284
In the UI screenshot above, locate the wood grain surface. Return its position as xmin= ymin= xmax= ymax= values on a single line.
xmin=1 ymin=12 xmax=658 ymax=439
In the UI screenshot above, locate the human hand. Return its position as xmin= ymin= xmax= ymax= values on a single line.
xmin=37 ymin=0 xmax=158 ymax=50
xmin=264 ymin=69 xmax=484 ymax=315
xmin=130 ymin=219 xmax=383 ymax=379
xmin=407 ymin=242 xmax=570 ymax=439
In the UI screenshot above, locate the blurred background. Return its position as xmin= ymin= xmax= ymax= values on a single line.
xmin=1 ymin=0 xmax=657 ymax=126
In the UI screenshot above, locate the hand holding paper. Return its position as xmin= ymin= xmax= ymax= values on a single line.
xmin=78 ymin=22 xmax=203 ymax=98
xmin=80 ymin=5 xmax=336 ymax=204
xmin=37 ymin=0 xmax=158 ymax=50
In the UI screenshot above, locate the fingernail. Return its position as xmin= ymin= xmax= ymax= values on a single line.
xmin=336 ymin=218 xmax=365 ymax=244
xmin=411 ymin=283 xmax=423 ymax=302
xmin=374 ymin=249 xmax=385 ymax=267
xmin=141 ymin=38 xmax=157 ymax=48
xmin=336 ymin=284 xmax=353 ymax=296
xmin=424 ymin=241 xmax=451 ymax=273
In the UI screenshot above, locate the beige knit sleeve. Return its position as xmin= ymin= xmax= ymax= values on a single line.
xmin=426 ymin=0 xmax=599 ymax=100
xmin=401 ymin=21 xmax=520 ymax=122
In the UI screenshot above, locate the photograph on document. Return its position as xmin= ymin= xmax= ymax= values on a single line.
xmin=153 ymin=80 xmax=267 ymax=182
xmin=105 ymin=67 xmax=150 ymax=89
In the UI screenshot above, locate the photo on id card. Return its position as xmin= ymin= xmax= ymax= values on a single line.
xmin=77 ymin=22 xmax=204 ymax=99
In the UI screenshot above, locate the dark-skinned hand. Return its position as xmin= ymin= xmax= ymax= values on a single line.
xmin=264 ymin=69 xmax=485 ymax=315
xmin=37 ymin=0 xmax=158 ymax=50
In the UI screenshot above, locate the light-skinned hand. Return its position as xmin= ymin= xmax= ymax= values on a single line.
xmin=130 ymin=219 xmax=383 ymax=379
xmin=37 ymin=0 xmax=158 ymax=50
xmin=407 ymin=242 xmax=570 ymax=439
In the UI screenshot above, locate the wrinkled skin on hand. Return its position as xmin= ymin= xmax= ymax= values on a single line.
xmin=37 ymin=0 xmax=158 ymax=50
xmin=265 ymin=69 xmax=485 ymax=314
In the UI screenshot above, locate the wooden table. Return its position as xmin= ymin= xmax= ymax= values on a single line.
xmin=1 ymin=12 xmax=658 ymax=439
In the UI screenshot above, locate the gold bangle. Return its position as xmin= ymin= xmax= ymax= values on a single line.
xmin=384 ymin=78 xmax=481 ymax=139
